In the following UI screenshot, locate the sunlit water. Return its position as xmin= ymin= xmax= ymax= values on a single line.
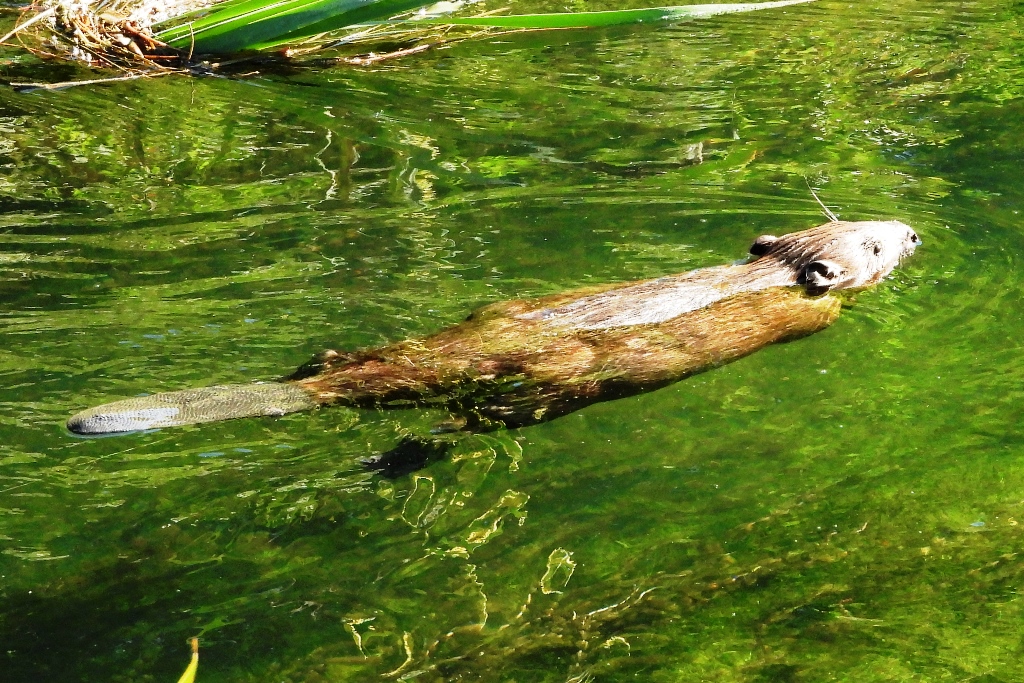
xmin=1 ymin=0 xmax=1023 ymax=680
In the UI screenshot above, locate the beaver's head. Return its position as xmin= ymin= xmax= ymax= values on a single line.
xmin=749 ymin=220 xmax=919 ymax=294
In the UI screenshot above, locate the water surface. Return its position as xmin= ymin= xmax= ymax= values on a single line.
xmin=2 ymin=0 xmax=1024 ymax=680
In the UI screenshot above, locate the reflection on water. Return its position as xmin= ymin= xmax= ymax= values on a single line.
xmin=2 ymin=0 xmax=1024 ymax=680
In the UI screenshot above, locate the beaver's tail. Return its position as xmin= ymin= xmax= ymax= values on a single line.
xmin=66 ymin=382 xmax=318 ymax=435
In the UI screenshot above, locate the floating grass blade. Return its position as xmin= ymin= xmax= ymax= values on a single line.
xmin=253 ymin=0 xmax=817 ymax=50
xmin=156 ymin=0 xmax=814 ymax=55
xmin=237 ymin=0 xmax=436 ymax=50
xmin=156 ymin=0 xmax=436 ymax=51
xmin=156 ymin=0 xmax=384 ymax=51
xmin=176 ymin=638 xmax=199 ymax=683
xmin=422 ymin=0 xmax=815 ymax=29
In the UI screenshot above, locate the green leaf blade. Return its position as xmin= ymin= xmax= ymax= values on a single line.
xmin=157 ymin=0 xmax=815 ymax=55
xmin=158 ymin=0 xmax=379 ymax=51
xmin=435 ymin=0 xmax=816 ymax=29
xmin=242 ymin=0 xmax=434 ymax=50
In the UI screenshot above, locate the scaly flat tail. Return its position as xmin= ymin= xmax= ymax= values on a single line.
xmin=66 ymin=382 xmax=317 ymax=434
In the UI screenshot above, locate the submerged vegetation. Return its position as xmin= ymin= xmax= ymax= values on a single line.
xmin=2 ymin=0 xmax=1024 ymax=680
xmin=0 ymin=0 xmax=814 ymax=83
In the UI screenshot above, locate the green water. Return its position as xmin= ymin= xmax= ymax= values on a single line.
xmin=2 ymin=0 xmax=1023 ymax=680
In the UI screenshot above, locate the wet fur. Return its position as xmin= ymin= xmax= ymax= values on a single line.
xmin=292 ymin=287 xmax=841 ymax=429
xmin=291 ymin=220 xmax=918 ymax=428
xmin=67 ymin=220 xmax=919 ymax=450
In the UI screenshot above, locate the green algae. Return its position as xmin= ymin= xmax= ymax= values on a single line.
xmin=1 ymin=0 xmax=1023 ymax=680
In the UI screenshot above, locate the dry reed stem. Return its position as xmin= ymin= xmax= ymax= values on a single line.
xmin=11 ymin=68 xmax=179 ymax=91
xmin=0 ymin=7 xmax=56 ymax=45
xmin=340 ymin=41 xmax=431 ymax=64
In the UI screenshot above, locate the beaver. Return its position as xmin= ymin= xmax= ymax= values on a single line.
xmin=67 ymin=220 xmax=919 ymax=469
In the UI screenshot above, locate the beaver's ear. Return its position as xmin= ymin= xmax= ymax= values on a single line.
xmin=803 ymin=259 xmax=846 ymax=294
xmin=750 ymin=234 xmax=778 ymax=256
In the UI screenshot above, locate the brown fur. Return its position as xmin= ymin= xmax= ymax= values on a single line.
xmin=290 ymin=220 xmax=918 ymax=428
xmin=292 ymin=287 xmax=841 ymax=428
xmin=66 ymin=220 xmax=918 ymax=438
